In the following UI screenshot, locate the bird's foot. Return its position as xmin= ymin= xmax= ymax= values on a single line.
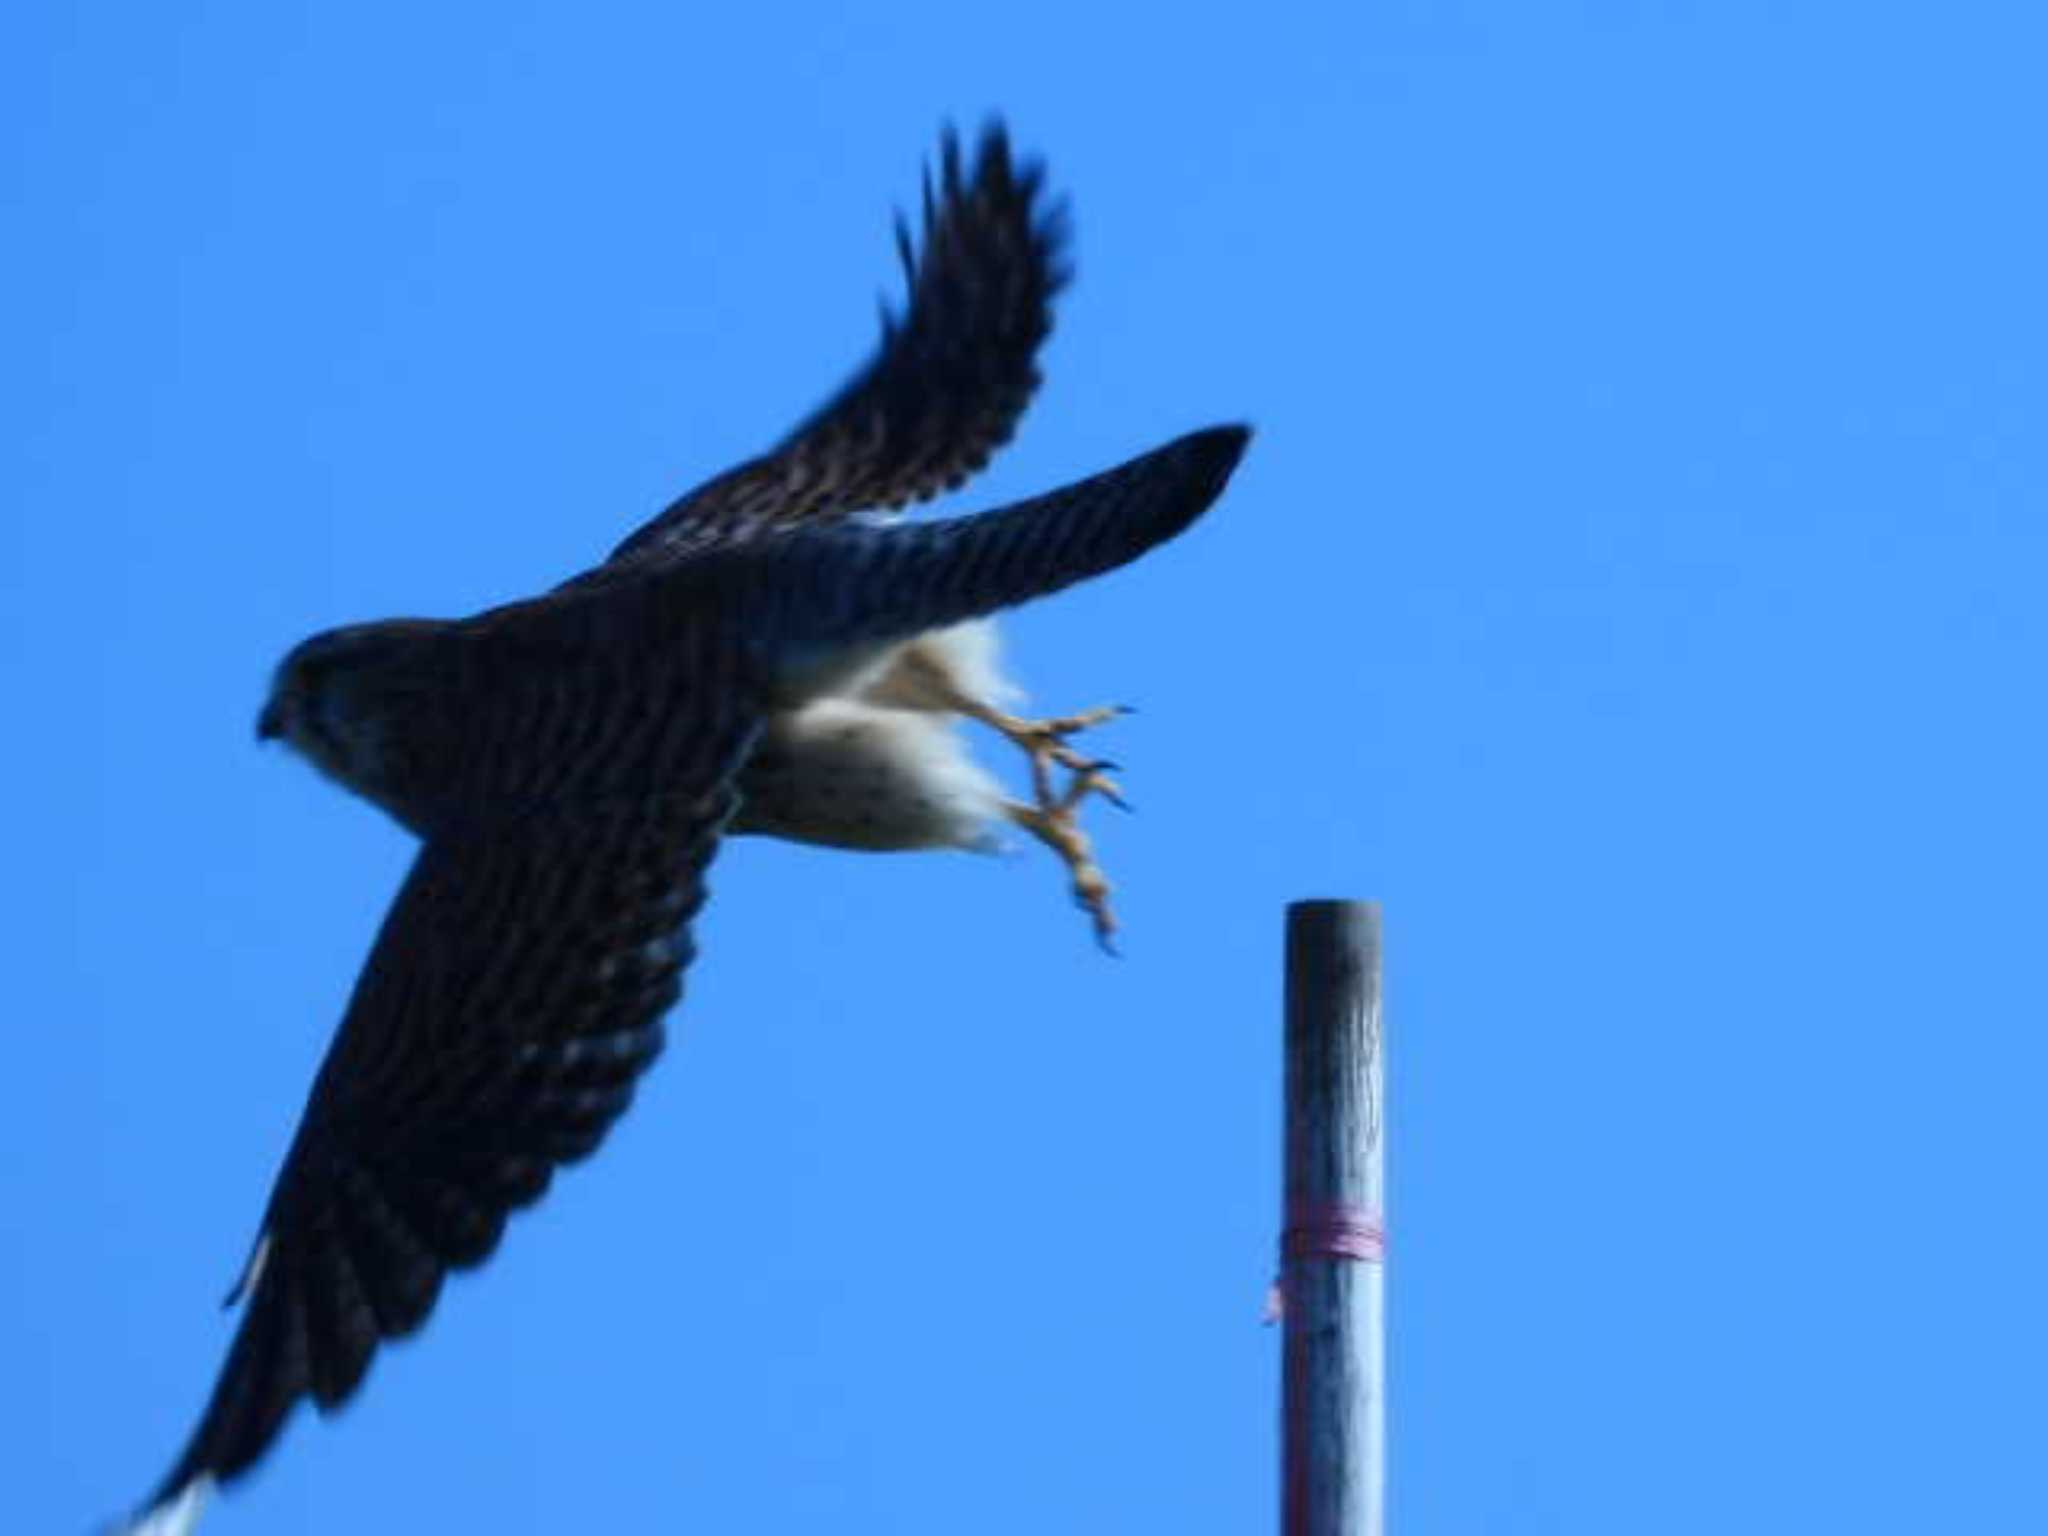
xmin=965 ymin=700 xmax=1131 ymax=950
xmin=1006 ymin=779 xmax=1120 ymax=954
xmin=970 ymin=702 xmax=1132 ymax=808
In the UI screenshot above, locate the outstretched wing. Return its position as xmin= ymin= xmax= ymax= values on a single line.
xmin=608 ymin=122 xmax=1068 ymax=565
xmin=133 ymin=766 xmax=754 ymax=1525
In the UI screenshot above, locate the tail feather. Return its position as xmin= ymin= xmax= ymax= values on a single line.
xmin=768 ymin=425 xmax=1250 ymax=653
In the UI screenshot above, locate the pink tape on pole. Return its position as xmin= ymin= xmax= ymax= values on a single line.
xmin=1263 ymin=1202 xmax=1385 ymax=1324
xmin=1281 ymin=1201 xmax=1386 ymax=1264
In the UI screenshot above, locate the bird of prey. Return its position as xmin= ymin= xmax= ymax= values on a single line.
xmin=121 ymin=124 xmax=1248 ymax=1533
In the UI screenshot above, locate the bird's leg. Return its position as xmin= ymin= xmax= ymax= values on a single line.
xmin=975 ymin=699 xmax=1132 ymax=948
xmin=1005 ymin=773 xmax=1120 ymax=953
xmin=932 ymin=681 xmax=1131 ymax=948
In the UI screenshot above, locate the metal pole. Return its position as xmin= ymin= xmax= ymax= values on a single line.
xmin=1280 ymin=900 xmax=1384 ymax=1536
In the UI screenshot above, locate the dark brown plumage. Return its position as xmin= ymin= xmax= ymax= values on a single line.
xmin=125 ymin=122 xmax=1247 ymax=1534
xmin=606 ymin=123 xmax=1068 ymax=566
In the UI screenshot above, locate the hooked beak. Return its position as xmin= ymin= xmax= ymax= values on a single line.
xmin=256 ymin=700 xmax=284 ymax=742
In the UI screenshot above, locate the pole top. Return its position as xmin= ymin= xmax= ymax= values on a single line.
xmin=1285 ymin=898 xmax=1380 ymax=917
xmin=1284 ymin=901 xmax=1381 ymax=969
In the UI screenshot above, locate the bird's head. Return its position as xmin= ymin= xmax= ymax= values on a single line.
xmin=258 ymin=620 xmax=452 ymax=820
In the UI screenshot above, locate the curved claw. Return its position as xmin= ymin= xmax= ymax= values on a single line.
xmin=1071 ymin=767 xmax=1131 ymax=812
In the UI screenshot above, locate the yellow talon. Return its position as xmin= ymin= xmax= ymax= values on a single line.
xmin=946 ymin=694 xmax=1133 ymax=948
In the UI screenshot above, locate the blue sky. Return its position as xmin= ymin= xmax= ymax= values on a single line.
xmin=6 ymin=2 xmax=2044 ymax=1531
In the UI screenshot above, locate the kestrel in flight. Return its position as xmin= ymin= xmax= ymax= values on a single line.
xmin=122 ymin=124 xmax=1248 ymax=1533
